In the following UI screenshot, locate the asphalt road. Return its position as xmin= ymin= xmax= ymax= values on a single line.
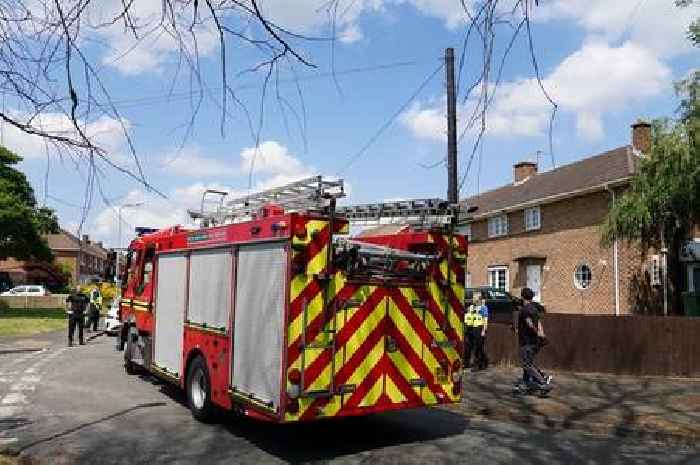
xmin=0 ymin=332 xmax=698 ymax=465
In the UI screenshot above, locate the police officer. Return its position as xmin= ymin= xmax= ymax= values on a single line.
xmin=88 ymin=285 xmax=102 ymax=331
xmin=471 ymin=292 xmax=490 ymax=371
xmin=66 ymin=285 xmax=89 ymax=346
xmin=464 ymin=295 xmax=478 ymax=368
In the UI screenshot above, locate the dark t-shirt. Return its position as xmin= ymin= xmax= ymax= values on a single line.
xmin=66 ymin=293 xmax=89 ymax=315
xmin=518 ymin=302 xmax=540 ymax=346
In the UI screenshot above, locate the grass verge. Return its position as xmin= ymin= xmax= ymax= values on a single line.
xmin=0 ymin=308 xmax=67 ymax=337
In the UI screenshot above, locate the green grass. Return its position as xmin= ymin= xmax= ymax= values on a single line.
xmin=0 ymin=307 xmax=67 ymax=337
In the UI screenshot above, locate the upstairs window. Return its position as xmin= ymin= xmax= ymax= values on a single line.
xmin=458 ymin=224 xmax=472 ymax=242
xmin=488 ymin=215 xmax=508 ymax=238
xmin=525 ymin=206 xmax=541 ymax=231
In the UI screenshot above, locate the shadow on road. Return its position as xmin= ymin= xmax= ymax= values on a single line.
xmin=151 ymin=376 xmax=471 ymax=463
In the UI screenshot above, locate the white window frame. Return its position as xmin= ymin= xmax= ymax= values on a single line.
xmin=488 ymin=215 xmax=509 ymax=238
xmin=465 ymin=271 xmax=472 ymax=289
xmin=574 ymin=263 xmax=593 ymax=290
xmin=525 ymin=206 xmax=541 ymax=231
xmin=461 ymin=224 xmax=472 ymax=242
xmin=649 ymin=255 xmax=662 ymax=286
xmin=487 ymin=266 xmax=509 ymax=291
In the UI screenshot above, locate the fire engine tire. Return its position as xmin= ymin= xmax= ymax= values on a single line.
xmin=124 ymin=327 xmax=138 ymax=375
xmin=186 ymin=356 xmax=217 ymax=423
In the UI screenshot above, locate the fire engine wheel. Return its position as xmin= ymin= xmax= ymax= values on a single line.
xmin=186 ymin=356 xmax=216 ymax=423
xmin=123 ymin=326 xmax=138 ymax=375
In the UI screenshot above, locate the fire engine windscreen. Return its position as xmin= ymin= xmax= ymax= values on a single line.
xmin=187 ymin=249 xmax=233 ymax=330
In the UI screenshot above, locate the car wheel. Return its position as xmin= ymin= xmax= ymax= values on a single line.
xmin=186 ymin=355 xmax=217 ymax=423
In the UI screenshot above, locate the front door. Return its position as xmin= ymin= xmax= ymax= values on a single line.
xmin=526 ymin=265 xmax=542 ymax=302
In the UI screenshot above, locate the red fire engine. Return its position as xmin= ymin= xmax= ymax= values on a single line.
xmin=118 ymin=176 xmax=467 ymax=423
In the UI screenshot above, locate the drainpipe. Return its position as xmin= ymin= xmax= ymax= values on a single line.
xmin=608 ymin=185 xmax=620 ymax=316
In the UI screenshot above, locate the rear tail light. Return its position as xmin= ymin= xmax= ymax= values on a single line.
xmin=293 ymin=223 xmax=307 ymax=239
xmin=288 ymin=368 xmax=301 ymax=385
xmin=287 ymin=368 xmax=302 ymax=399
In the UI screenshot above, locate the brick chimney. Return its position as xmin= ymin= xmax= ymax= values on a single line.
xmin=631 ymin=120 xmax=651 ymax=154
xmin=514 ymin=161 xmax=538 ymax=184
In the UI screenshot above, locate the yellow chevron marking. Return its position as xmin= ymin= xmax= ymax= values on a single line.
xmin=387 ymin=350 xmax=421 ymax=399
xmin=359 ymin=375 xmax=384 ymax=407
xmin=341 ymin=297 xmax=385 ymax=371
xmin=384 ymin=375 xmax=406 ymax=404
xmin=347 ymin=335 xmax=384 ymax=388
xmin=289 ymin=274 xmax=311 ymax=304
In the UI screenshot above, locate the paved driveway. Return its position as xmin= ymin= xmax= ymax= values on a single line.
xmin=0 ymin=333 xmax=698 ymax=465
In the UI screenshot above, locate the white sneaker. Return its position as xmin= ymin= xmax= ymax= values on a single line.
xmin=545 ymin=375 xmax=552 ymax=385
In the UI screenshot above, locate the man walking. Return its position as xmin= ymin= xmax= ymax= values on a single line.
xmin=66 ymin=286 xmax=89 ymax=346
xmin=517 ymin=287 xmax=551 ymax=389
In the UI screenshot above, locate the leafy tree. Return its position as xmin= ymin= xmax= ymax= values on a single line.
xmin=0 ymin=146 xmax=59 ymax=262
xmin=602 ymin=97 xmax=700 ymax=315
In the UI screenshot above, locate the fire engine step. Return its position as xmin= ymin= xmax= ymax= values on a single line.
xmin=302 ymin=389 xmax=334 ymax=399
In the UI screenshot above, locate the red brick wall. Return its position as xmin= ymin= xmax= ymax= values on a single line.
xmin=466 ymin=189 xmax=645 ymax=314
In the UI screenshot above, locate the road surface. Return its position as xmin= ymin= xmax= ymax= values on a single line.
xmin=0 ymin=332 xmax=698 ymax=465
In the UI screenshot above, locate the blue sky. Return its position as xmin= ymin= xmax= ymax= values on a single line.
xmin=5 ymin=0 xmax=698 ymax=248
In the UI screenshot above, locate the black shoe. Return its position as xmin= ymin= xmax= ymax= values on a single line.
xmin=68 ymin=342 xmax=73 ymax=347
xmin=79 ymin=341 xmax=85 ymax=345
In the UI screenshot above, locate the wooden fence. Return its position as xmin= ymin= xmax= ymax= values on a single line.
xmin=0 ymin=295 xmax=68 ymax=309
xmin=487 ymin=314 xmax=700 ymax=378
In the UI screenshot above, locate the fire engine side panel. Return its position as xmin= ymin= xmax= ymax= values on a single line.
xmin=231 ymin=242 xmax=287 ymax=412
xmin=153 ymin=252 xmax=188 ymax=377
xmin=187 ymin=248 xmax=232 ymax=330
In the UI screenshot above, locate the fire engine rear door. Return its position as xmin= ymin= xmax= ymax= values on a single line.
xmin=153 ymin=252 xmax=188 ymax=377
xmin=231 ymin=242 xmax=287 ymax=412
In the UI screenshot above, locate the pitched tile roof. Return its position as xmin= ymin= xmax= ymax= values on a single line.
xmin=461 ymin=146 xmax=639 ymax=217
xmin=45 ymin=229 xmax=108 ymax=258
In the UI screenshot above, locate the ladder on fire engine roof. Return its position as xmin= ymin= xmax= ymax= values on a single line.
xmin=335 ymin=198 xmax=458 ymax=227
xmin=188 ymin=176 xmax=345 ymax=226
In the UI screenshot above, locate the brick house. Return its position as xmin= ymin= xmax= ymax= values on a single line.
xmin=0 ymin=230 xmax=110 ymax=289
xmin=458 ymin=122 xmax=655 ymax=315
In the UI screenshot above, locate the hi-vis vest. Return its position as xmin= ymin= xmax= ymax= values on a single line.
xmin=464 ymin=305 xmax=486 ymax=328
xmin=91 ymin=289 xmax=102 ymax=307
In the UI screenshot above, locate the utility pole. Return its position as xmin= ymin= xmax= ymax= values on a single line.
xmin=445 ymin=47 xmax=458 ymax=204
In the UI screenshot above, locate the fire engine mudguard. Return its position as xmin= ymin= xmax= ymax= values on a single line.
xmin=186 ymin=355 xmax=217 ymax=423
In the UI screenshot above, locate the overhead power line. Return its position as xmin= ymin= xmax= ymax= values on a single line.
xmin=84 ymin=61 xmax=421 ymax=110
xmin=336 ymin=63 xmax=444 ymax=175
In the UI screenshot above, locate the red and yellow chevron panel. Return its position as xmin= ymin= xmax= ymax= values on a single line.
xmin=284 ymin=218 xmax=466 ymax=422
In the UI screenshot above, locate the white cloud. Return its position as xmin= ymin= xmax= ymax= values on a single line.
xmin=83 ymin=0 xmax=220 ymax=75
xmin=161 ymin=147 xmax=237 ymax=177
xmin=161 ymin=140 xmax=314 ymax=181
xmin=401 ymin=40 xmax=670 ymax=142
xmin=535 ymin=0 xmax=699 ymax=59
xmin=1 ymin=112 xmax=129 ymax=160
xmin=239 ymin=140 xmax=310 ymax=177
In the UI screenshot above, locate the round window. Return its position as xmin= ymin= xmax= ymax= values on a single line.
xmin=574 ymin=264 xmax=592 ymax=290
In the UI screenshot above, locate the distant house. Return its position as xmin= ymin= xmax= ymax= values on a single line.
xmin=0 ymin=230 xmax=110 ymax=288
xmin=459 ymin=121 xmax=654 ymax=315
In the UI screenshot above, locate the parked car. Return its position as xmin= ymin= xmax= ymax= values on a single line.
xmin=465 ymin=287 xmax=546 ymax=325
xmin=1 ymin=285 xmax=50 ymax=297
xmin=104 ymin=300 xmax=122 ymax=335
